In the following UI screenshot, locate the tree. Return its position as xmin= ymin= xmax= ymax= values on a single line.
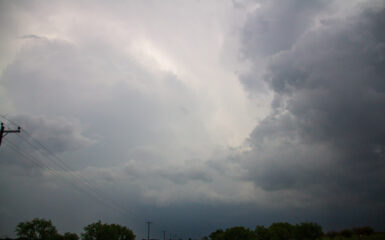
xmin=222 ymin=226 xmax=255 ymax=240
xmin=294 ymin=222 xmax=323 ymax=240
xmin=325 ymin=231 xmax=337 ymax=239
xmin=352 ymin=226 xmax=374 ymax=236
xmin=255 ymin=225 xmax=270 ymax=240
xmin=81 ymin=221 xmax=135 ymax=240
xmin=209 ymin=229 xmax=224 ymax=240
xmin=209 ymin=227 xmax=255 ymax=240
xmin=268 ymin=223 xmax=295 ymax=240
xmin=56 ymin=232 xmax=80 ymax=240
xmin=340 ymin=229 xmax=353 ymax=238
xmin=63 ymin=232 xmax=80 ymax=240
xmin=15 ymin=218 xmax=59 ymax=240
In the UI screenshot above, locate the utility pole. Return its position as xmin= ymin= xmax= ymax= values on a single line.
xmin=146 ymin=221 xmax=152 ymax=240
xmin=0 ymin=122 xmax=21 ymax=147
xmin=163 ymin=231 xmax=166 ymax=240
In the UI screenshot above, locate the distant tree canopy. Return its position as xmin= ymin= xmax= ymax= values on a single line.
xmin=325 ymin=231 xmax=338 ymax=239
xmin=340 ymin=229 xmax=353 ymax=238
xmin=223 ymin=226 xmax=255 ymax=240
xmin=14 ymin=218 xmax=135 ymax=240
xmin=325 ymin=226 xmax=375 ymax=239
xmin=209 ymin=229 xmax=224 ymax=240
xmin=13 ymin=218 xmax=377 ymax=240
xmin=15 ymin=218 xmax=59 ymax=240
xmin=352 ymin=226 xmax=374 ymax=236
xmin=209 ymin=222 xmax=323 ymax=240
xmin=294 ymin=222 xmax=323 ymax=240
xmin=15 ymin=218 xmax=80 ymax=240
xmin=268 ymin=222 xmax=295 ymax=240
xmin=59 ymin=232 xmax=80 ymax=240
xmin=81 ymin=220 xmax=135 ymax=240
xmin=255 ymin=225 xmax=269 ymax=240
xmin=209 ymin=227 xmax=255 ymax=240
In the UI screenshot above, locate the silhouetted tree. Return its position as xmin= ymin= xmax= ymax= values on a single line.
xmin=81 ymin=221 xmax=135 ymax=240
xmin=294 ymin=222 xmax=323 ymax=240
xmin=352 ymin=226 xmax=374 ymax=236
xmin=15 ymin=218 xmax=59 ymax=240
xmin=63 ymin=232 xmax=79 ymax=240
xmin=255 ymin=225 xmax=270 ymax=240
xmin=209 ymin=229 xmax=224 ymax=240
xmin=325 ymin=231 xmax=337 ymax=239
xmin=56 ymin=232 xmax=79 ymax=240
xmin=340 ymin=229 xmax=353 ymax=238
xmin=268 ymin=223 xmax=294 ymax=240
xmin=222 ymin=226 xmax=255 ymax=240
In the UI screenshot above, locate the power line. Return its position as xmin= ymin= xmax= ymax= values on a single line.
xmin=0 ymin=122 xmax=150 ymax=237
xmin=0 ymin=116 xmax=145 ymax=223
xmin=0 ymin=115 xmax=204 ymax=239
xmin=5 ymin=123 xmax=144 ymax=222
xmin=3 ymin=138 xmax=125 ymax=214
xmin=0 ymin=117 xmax=161 ymax=238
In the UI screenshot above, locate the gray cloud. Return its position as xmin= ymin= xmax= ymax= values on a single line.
xmin=239 ymin=2 xmax=385 ymax=228
xmin=0 ymin=114 xmax=95 ymax=177
xmin=1 ymin=0 xmax=385 ymax=237
xmin=242 ymin=0 xmax=329 ymax=57
xmin=0 ymin=2 xmax=241 ymax=235
xmin=20 ymin=34 xmax=46 ymax=40
xmin=17 ymin=115 xmax=94 ymax=152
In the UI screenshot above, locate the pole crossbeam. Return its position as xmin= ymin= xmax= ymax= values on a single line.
xmin=0 ymin=122 xmax=21 ymax=146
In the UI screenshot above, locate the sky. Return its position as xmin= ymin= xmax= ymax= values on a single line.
xmin=0 ymin=0 xmax=385 ymax=238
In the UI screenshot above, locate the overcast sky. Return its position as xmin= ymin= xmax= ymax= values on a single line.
xmin=1 ymin=0 xmax=385 ymax=238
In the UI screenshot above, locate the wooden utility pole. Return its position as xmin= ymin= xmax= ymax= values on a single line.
xmin=0 ymin=122 xmax=21 ymax=146
xmin=146 ymin=221 xmax=152 ymax=240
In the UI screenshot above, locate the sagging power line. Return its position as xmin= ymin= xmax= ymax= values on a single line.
xmin=0 ymin=115 xmax=192 ymax=240
xmin=0 ymin=117 xmax=150 ymax=237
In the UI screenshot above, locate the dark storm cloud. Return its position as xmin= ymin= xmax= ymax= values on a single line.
xmin=2 ymin=0 xmax=385 ymax=237
xmin=242 ymin=0 xmax=329 ymax=57
xmin=123 ymin=160 xmax=212 ymax=185
xmin=240 ymin=2 xmax=385 ymax=227
xmin=239 ymin=0 xmax=330 ymax=93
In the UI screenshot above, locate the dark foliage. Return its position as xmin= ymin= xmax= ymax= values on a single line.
xmin=81 ymin=220 xmax=135 ymax=240
xmin=15 ymin=218 xmax=59 ymax=240
xmin=340 ymin=229 xmax=353 ymax=238
xmin=209 ymin=222 xmax=322 ymax=240
xmin=268 ymin=222 xmax=295 ymax=240
xmin=56 ymin=232 xmax=79 ymax=240
xmin=352 ymin=226 xmax=374 ymax=236
xmin=255 ymin=225 xmax=270 ymax=240
xmin=294 ymin=222 xmax=323 ymax=240
xmin=325 ymin=231 xmax=338 ymax=239
xmin=209 ymin=229 xmax=224 ymax=240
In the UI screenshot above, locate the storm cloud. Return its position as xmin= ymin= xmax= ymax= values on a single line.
xmin=240 ymin=0 xmax=385 ymax=228
xmin=0 ymin=0 xmax=385 ymax=238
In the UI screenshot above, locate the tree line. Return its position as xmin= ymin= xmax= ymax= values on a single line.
xmin=208 ymin=222 xmax=376 ymax=240
xmin=1 ymin=218 xmax=378 ymax=240
xmin=6 ymin=218 xmax=135 ymax=240
xmin=209 ymin=222 xmax=323 ymax=240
